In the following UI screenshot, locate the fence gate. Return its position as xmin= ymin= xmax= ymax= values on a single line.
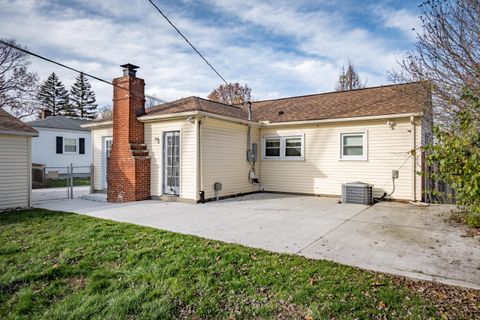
xmin=32 ymin=164 xmax=92 ymax=202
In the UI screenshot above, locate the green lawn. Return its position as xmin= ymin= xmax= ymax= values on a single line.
xmin=43 ymin=177 xmax=90 ymax=188
xmin=0 ymin=209 xmax=478 ymax=319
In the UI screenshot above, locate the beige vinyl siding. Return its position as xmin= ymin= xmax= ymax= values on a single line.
xmin=259 ymin=117 xmax=418 ymax=200
xmin=0 ymin=134 xmax=30 ymax=210
xmin=91 ymin=126 xmax=112 ymax=191
xmin=201 ymin=118 xmax=259 ymax=199
xmin=145 ymin=119 xmax=197 ymax=200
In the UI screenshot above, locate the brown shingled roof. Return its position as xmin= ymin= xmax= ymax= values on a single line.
xmin=250 ymin=82 xmax=429 ymax=123
xmin=146 ymin=96 xmax=247 ymax=119
xmin=143 ymin=82 xmax=429 ymax=123
xmin=0 ymin=109 xmax=38 ymax=136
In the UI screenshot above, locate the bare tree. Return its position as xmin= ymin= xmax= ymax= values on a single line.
xmin=145 ymin=94 xmax=164 ymax=109
xmin=207 ymin=82 xmax=252 ymax=105
xmin=0 ymin=39 xmax=39 ymax=119
xmin=336 ymin=61 xmax=366 ymax=91
xmin=97 ymin=105 xmax=113 ymax=120
xmin=389 ymin=0 xmax=480 ymax=124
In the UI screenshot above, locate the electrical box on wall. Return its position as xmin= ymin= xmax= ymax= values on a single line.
xmin=247 ymin=143 xmax=258 ymax=162
xmin=392 ymin=170 xmax=399 ymax=179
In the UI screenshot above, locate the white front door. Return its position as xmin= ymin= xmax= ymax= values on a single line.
xmin=163 ymin=131 xmax=180 ymax=195
xmin=102 ymin=137 xmax=112 ymax=189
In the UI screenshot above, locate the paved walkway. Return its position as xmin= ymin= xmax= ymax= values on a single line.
xmin=32 ymin=186 xmax=90 ymax=202
xmin=34 ymin=193 xmax=480 ymax=289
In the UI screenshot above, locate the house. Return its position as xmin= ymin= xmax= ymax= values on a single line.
xmin=27 ymin=115 xmax=91 ymax=175
xmin=0 ymin=108 xmax=38 ymax=210
xmin=84 ymin=64 xmax=431 ymax=203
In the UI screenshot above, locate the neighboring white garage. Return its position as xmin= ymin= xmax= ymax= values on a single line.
xmin=0 ymin=109 xmax=38 ymax=211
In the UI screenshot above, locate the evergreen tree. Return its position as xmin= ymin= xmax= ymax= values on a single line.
xmin=336 ymin=61 xmax=366 ymax=91
xmin=70 ymin=72 xmax=97 ymax=119
xmin=37 ymin=72 xmax=70 ymax=116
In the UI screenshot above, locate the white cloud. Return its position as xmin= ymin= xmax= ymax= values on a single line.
xmin=376 ymin=7 xmax=421 ymax=41
xmin=0 ymin=0 xmax=415 ymax=107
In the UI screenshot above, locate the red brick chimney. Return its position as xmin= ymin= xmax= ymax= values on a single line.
xmin=107 ymin=64 xmax=150 ymax=202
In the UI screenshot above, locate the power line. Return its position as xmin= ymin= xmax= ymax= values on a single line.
xmin=0 ymin=39 xmax=167 ymax=104
xmin=147 ymin=0 xmax=229 ymax=85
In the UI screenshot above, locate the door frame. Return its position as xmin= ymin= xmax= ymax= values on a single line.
xmin=162 ymin=130 xmax=181 ymax=196
xmin=101 ymin=136 xmax=112 ymax=190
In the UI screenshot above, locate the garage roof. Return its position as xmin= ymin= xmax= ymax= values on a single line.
xmin=0 ymin=109 xmax=38 ymax=136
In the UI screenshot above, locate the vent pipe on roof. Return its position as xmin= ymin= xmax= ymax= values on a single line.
xmin=246 ymin=101 xmax=252 ymax=121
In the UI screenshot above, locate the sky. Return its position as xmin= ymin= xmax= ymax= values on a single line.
xmin=0 ymin=0 xmax=423 ymax=107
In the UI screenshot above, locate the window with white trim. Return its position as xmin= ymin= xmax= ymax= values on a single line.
xmin=340 ymin=132 xmax=367 ymax=160
xmin=265 ymin=137 xmax=281 ymax=157
xmin=262 ymin=135 xmax=304 ymax=160
xmin=64 ymin=138 xmax=78 ymax=154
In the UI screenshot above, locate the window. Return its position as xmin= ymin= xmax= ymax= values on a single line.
xmin=340 ymin=132 xmax=367 ymax=160
xmin=265 ymin=137 xmax=280 ymax=157
xmin=285 ymin=137 xmax=302 ymax=156
xmin=262 ymin=135 xmax=304 ymax=160
xmin=64 ymin=138 xmax=77 ymax=153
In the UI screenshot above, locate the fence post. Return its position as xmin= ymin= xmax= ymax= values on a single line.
xmin=90 ymin=164 xmax=94 ymax=194
xmin=70 ymin=163 xmax=74 ymax=199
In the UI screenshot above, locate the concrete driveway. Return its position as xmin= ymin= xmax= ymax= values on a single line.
xmin=34 ymin=193 xmax=480 ymax=289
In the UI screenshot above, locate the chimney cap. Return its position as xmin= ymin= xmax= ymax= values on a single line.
xmin=120 ymin=63 xmax=140 ymax=77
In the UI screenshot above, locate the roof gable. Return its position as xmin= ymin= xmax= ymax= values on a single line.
xmin=146 ymin=96 xmax=247 ymax=120
xmin=0 ymin=109 xmax=38 ymax=136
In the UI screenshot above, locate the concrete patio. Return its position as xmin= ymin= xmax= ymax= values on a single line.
xmin=34 ymin=193 xmax=480 ymax=289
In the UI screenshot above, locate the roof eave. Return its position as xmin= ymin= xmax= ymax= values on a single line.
xmin=0 ymin=129 xmax=38 ymax=137
xmin=260 ymin=112 xmax=423 ymax=127
xmin=138 ymin=111 xmax=259 ymax=126
xmin=31 ymin=125 xmax=90 ymax=132
xmin=81 ymin=120 xmax=113 ymax=129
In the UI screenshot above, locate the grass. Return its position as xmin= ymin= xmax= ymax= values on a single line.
xmin=0 ymin=209 xmax=478 ymax=319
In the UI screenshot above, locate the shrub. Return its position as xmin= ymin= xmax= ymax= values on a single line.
xmin=426 ymin=89 xmax=480 ymax=228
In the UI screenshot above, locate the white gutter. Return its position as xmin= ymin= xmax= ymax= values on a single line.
xmin=261 ymin=112 xmax=423 ymax=127
xmin=138 ymin=110 xmax=260 ymax=126
xmin=81 ymin=120 xmax=113 ymax=129
xmin=138 ymin=111 xmax=198 ymax=122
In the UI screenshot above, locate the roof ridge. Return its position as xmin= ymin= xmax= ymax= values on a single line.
xmin=250 ymin=82 xmax=424 ymax=105
xmin=192 ymin=96 xmax=204 ymax=112
xmin=146 ymin=96 xmax=196 ymax=113
xmin=195 ymin=96 xmax=244 ymax=110
xmin=27 ymin=115 xmax=90 ymax=123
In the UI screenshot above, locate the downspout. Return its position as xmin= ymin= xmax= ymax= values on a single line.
xmin=27 ymin=136 xmax=32 ymax=207
xmin=246 ymin=102 xmax=256 ymax=188
xmin=410 ymin=115 xmax=417 ymax=202
xmin=197 ymin=117 xmax=205 ymax=203
xmin=247 ymin=102 xmax=252 ymax=147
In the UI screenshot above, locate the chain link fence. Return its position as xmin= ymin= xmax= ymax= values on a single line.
xmin=32 ymin=164 xmax=93 ymax=202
